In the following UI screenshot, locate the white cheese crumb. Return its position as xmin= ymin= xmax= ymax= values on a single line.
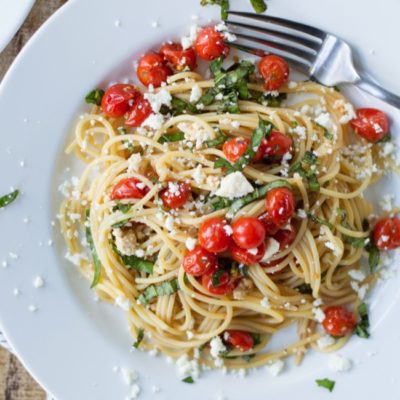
xmin=176 ymin=354 xmax=200 ymax=378
xmin=185 ymin=237 xmax=197 ymax=251
xmin=114 ymin=19 xmax=121 ymax=27
xmin=142 ymin=113 xmax=164 ymax=130
xmin=313 ymin=307 xmax=325 ymax=323
xmin=348 ymin=269 xmax=366 ymax=282
xmin=178 ymin=122 xmax=211 ymax=149
xmin=144 ymin=89 xmax=172 ymax=113
xmin=317 ymin=335 xmax=336 ymax=349
xmin=115 ymin=295 xmax=131 ymax=311
xmin=187 ymin=331 xmax=194 ymax=339
xmin=380 ymin=194 xmax=394 ymax=212
xmin=215 ymin=172 xmax=254 ymax=199
xmin=192 ymin=165 xmax=205 ymax=184
xmin=126 ymin=384 xmax=141 ymax=399
xmin=288 ymin=81 xmax=298 ymax=89
xmin=266 ymin=359 xmax=285 ymax=376
xmin=2 ymin=261 xmax=8 ymax=268
xmin=28 ymin=304 xmax=38 ymax=313
xmin=113 ymin=228 xmax=137 ymax=256
xmin=181 ymin=25 xmax=200 ymax=50
xmin=215 ymin=21 xmax=237 ymax=42
xmin=261 ymin=238 xmax=280 ymax=262
xmin=120 ymin=367 xmax=138 ymax=385
xmin=223 ymin=225 xmax=233 ymax=236
xmin=189 ymin=84 xmax=202 ymax=103
xmin=297 ymin=209 xmax=307 ymax=218
xmin=127 ymin=153 xmax=142 ymax=174
xmin=151 ymin=21 xmax=160 ymax=28
xmin=260 ymin=296 xmax=271 ymax=308
xmin=328 ymin=354 xmax=352 ymax=372
xmin=9 ymin=252 xmax=18 ymax=259
xmin=33 ymin=276 xmax=45 ymax=289
xmin=210 ymin=336 xmax=227 ymax=358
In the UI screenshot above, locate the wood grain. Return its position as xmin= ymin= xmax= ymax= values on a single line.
xmin=0 ymin=0 xmax=67 ymax=398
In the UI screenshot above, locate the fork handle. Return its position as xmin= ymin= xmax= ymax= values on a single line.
xmin=355 ymin=73 xmax=400 ymax=109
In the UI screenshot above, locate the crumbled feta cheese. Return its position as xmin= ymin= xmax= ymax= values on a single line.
xmin=266 ymin=359 xmax=285 ymax=376
xmin=233 ymin=278 xmax=253 ymax=300
xmin=65 ymin=251 xmax=87 ymax=266
xmin=33 ymin=276 xmax=45 ymax=289
xmin=260 ymin=296 xmax=271 ymax=308
xmin=247 ymin=247 xmax=258 ymax=255
xmin=380 ymin=194 xmax=394 ymax=212
xmin=120 ymin=367 xmax=138 ymax=385
xmin=176 ymin=354 xmax=200 ymax=378
xmin=297 ymin=209 xmax=307 ymax=218
xmin=315 ymin=113 xmax=334 ymax=131
xmin=210 ymin=336 xmax=227 ymax=358
xmin=215 ymin=22 xmax=237 ymax=42
xmin=151 ymin=20 xmax=159 ymax=28
xmin=144 ymin=89 xmax=172 ymax=113
xmin=328 ymin=354 xmax=352 ymax=372
xmin=291 ymin=125 xmax=306 ymax=140
xmin=13 ymin=288 xmax=20 ymax=296
xmin=261 ymin=238 xmax=280 ymax=262
xmin=187 ymin=331 xmax=194 ymax=339
xmin=181 ymin=25 xmax=200 ymax=50
xmin=126 ymin=384 xmax=141 ymax=399
xmin=192 ymin=165 xmax=205 ymax=184
xmin=189 ymin=84 xmax=202 ymax=103
xmin=185 ymin=237 xmax=197 ymax=251
xmin=288 ymin=81 xmax=298 ymax=89
xmin=114 ymin=228 xmax=137 ymax=256
xmin=114 ymin=19 xmax=121 ymax=27
xmin=178 ymin=122 xmax=211 ymax=149
xmin=127 ymin=153 xmax=142 ymax=174
xmin=223 ymin=225 xmax=233 ymax=236
xmin=317 ymin=335 xmax=336 ymax=349
xmin=28 ymin=305 xmax=38 ymax=313
xmin=215 ymin=172 xmax=254 ymax=199
xmin=350 ymin=281 xmax=369 ymax=300
xmin=115 ymin=295 xmax=131 ymax=311
xmin=142 ymin=113 xmax=164 ymax=130
xmin=151 ymin=385 xmax=161 ymax=393
xmin=313 ymin=307 xmax=325 ymax=323
xmin=348 ymin=269 xmax=366 ymax=282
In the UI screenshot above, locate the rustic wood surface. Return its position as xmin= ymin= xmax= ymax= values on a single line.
xmin=0 ymin=1 xmax=67 ymax=398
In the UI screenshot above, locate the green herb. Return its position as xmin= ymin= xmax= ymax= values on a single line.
xmin=114 ymin=201 xmax=133 ymax=214
xmin=251 ymin=91 xmax=287 ymax=107
xmin=306 ymin=212 xmax=334 ymax=230
xmin=198 ymin=87 xmax=218 ymax=107
xmin=85 ymin=209 xmax=102 ymax=288
xmin=206 ymin=132 xmax=228 ymax=148
xmin=222 ymin=91 xmax=240 ymax=113
xmin=214 ymin=157 xmax=234 ymax=171
xmin=111 ymin=218 xmax=131 ymax=229
xmin=119 ymin=254 xmax=154 ymax=274
xmin=232 ymin=118 xmax=273 ymax=172
xmin=212 ymin=269 xmax=226 ymax=286
xmin=378 ymin=133 xmax=391 ymax=143
xmin=290 ymin=151 xmax=320 ymax=192
xmin=337 ymin=208 xmax=367 ymax=249
xmin=238 ymin=264 xmax=248 ymax=276
xmin=314 ymin=121 xmax=333 ymax=140
xmin=250 ymin=0 xmax=267 ymax=13
xmin=160 ymin=96 xmax=198 ymax=116
xmin=209 ymin=196 xmax=233 ymax=211
xmin=227 ymin=179 xmax=292 ymax=219
xmin=137 ymin=279 xmax=179 ymax=305
xmin=296 ymin=283 xmax=312 ymax=294
xmin=132 ymin=328 xmax=144 ymax=348
xmin=366 ymin=242 xmax=380 ymax=272
xmin=0 ymin=189 xmax=19 ymax=209
xmin=215 ymin=61 xmax=255 ymax=91
xmin=354 ymin=302 xmax=370 ymax=339
xmin=242 ymin=354 xmax=256 ymax=362
xmin=316 ymin=378 xmax=335 ymax=392
xmin=85 ymin=89 xmax=104 ymax=106
xmin=250 ymin=333 xmax=261 ymax=346
xmin=182 ymin=376 xmax=195 ymax=384
xmin=158 ymin=132 xmax=185 ymax=144
xmin=200 ymin=0 xmax=229 ymax=20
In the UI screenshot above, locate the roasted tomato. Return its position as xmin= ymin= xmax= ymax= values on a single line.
xmin=137 ymin=52 xmax=172 ymax=87
xmin=372 ymin=217 xmax=400 ymax=250
xmin=101 ymin=84 xmax=140 ymax=118
xmin=258 ymin=55 xmax=289 ymax=91
xmin=350 ymin=108 xmax=389 ymax=143
xmin=159 ymin=42 xmax=197 ymax=71
xmin=322 ymin=306 xmax=356 ymax=337
xmin=194 ymin=27 xmax=230 ymax=61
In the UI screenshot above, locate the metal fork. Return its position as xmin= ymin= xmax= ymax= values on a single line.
xmin=227 ymin=11 xmax=400 ymax=109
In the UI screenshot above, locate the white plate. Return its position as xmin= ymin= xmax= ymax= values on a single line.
xmin=0 ymin=0 xmax=400 ymax=399
xmin=0 ymin=0 xmax=35 ymax=53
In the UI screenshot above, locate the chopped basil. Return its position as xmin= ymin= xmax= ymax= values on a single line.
xmin=250 ymin=0 xmax=267 ymax=13
xmin=85 ymin=209 xmax=102 ymax=288
xmin=200 ymin=0 xmax=229 ymax=20
xmin=160 ymin=96 xmax=198 ymax=116
xmin=137 ymin=279 xmax=179 ymax=305
xmin=119 ymin=254 xmax=154 ymax=274
xmin=337 ymin=208 xmax=367 ymax=249
xmin=316 ymin=378 xmax=335 ymax=392
xmin=306 ymin=212 xmax=334 ymax=230
xmin=214 ymin=157 xmax=234 ymax=171
xmin=238 ymin=264 xmax=248 ymax=276
xmin=211 ymin=269 xmax=226 ymax=286
xmin=226 ymin=179 xmax=291 ymax=219
xmin=366 ymin=242 xmax=380 ymax=272
xmin=354 ymin=302 xmax=370 ymax=339
xmin=378 ymin=133 xmax=391 ymax=143
xmin=111 ymin=218 xmax=131 ymax=229
xmin=251 ymin=91 xmax=287 ymax=107
xmin=296 ymin=283 xmax=312 ymax=294
xmin=290 ymin=151 xmax=320 ymax=192
xmin=132 ymin=328 xmax=144 ymax=348
xmin=250 ymin=332 xmax=261 ymax=346
xmin=85 ymin=89 xmax=104 ymax=106
xmin=182 ymin=376 xmax=195 ymax=384
xmin=206 ymin=132 xmax=228 ymax=148
xmin=209 ymin=196 xmax=233 ymax=211
xmin=158 ymin=132 xmax=185 ymax=144
xmin=114 ymin=201 xmax=133 ymax=214
xmin=314 ymin=121 xmax=333 ymax=140
xmin=242 ymin=354 xmax=256 ymax=362
xmin=0 ymin=189 xmax=19 ymax=209
xmin=221 ymin=91 xmax=240 ymax=113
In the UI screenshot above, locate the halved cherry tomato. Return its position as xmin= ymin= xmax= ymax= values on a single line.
xmin=230 ymin=242 xmax=265 ymax=266
xmin=224 ymin=330 xmax=254 ymax=352
xmin=198 ymin=217 xmax=232 ymax=253
xmin=201 ymin=265 xmax=236 ymax=295
xmin=183 ymin=245 xmax=217 ymax=277
xmin=265 ymin=187 xmax=295 ymax=228
xmin=101 ymin=84 xmax=140 ymax=118
xmin=194 ymin=27 xmax=230 ymax=61
xmin=258 ymin=55 xmax=289 ymax=91
xmin=110 ymin=177 xmax=149 ymax=200
xmin=159 ymin=42 xmax=197 ymax=71
xmin=257 ymin=212 xmax=280 ymax=236
xmin=159 ymin=181 xmax=191 ymax=209
xmin=223 ymin=137 xmax=250 ymax=162
xmin=257 ymin=131 xmax=293 ymax=162
xmin=232 ymin=217 xmax=266 ymax=249
xmin=350 ymin=108 xmax=389 ymax=143
xmin=137 ymin=52 xmax=172 ymax=87
xmin=273 ymin=222 xmax=297 ymax=250
xmin=322 ymin=306 xmax=356 ymax=337
xmin=125 ymin=96 xmax=153 ymax=127
xmin=372 ymin=217 xmax=400 ymax=250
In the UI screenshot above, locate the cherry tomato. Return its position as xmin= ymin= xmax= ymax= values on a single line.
xmin=198 ymin=217 xmax=232 ymax=253
xmin=257 ymin=212 xmax=280 ymax=236
xmin=258 ymin=55 xmax=289 ymax=91
xmin=159 ymin=181 xmax=191 ymax=209
xmin=257 ymin=131 xmax=293 ymax=162
xmin=350 ymin=108 xmax=389 ymax=143
xmin=183 ymin=245 xmax=217 ymax=277
xmin=137 ymin=52 xmax=172 ymax=88
xmin=101 ymin=84 xmax=140 ymax=118
xmin=232 ymin=217 xmax=266 ymax=249
xmin=224 ymin=330 xmax=254 ymax=352
xmin=372 ymin=217 xmax=400 ymax=250
xmin=222 ymin=137 xmax=250 ymax=162
xmin=273 ymin=223 xmax=297 ymax=250
xmin=265 ymin=187 xmax=295 ymax=228
xmin=201 ymin=265 xmax=236 ymax=295
xmin=194 ymin=27 xmax=230 ymax=61
xmin=110 ymin=177 xmax=149 ymax=200
xmin=230 ymin=242 xmax=265 ymax=266
xmin=125 ymin=96 xmax=153 ymax=127
xmin=159 ymin=42 xmax=197 ymax=71
xmin=322 ymin=306 xmax=356 ymax=337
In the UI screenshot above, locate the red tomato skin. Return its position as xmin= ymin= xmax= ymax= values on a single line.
xmin=224 ymin=330 xmax=254 ymax=352
xmin=110 ymin=177 xmax=149 ymax=200
xmin=183 ymin=245 xmax=217 ymax=277
xmin=194 ymin=27 xmax=230 ymax=61
xmin=223 ymin=137 xmax=250 ymax=162
xmin=137 ymin=52 xmax=172 ymax=87
xmin=232 ymin=217 xmax=266 ymax=249
xmin=159 ymin=181 xmax=191 ymax=209
xmin=101 ymin=84 xmax=140 ymax=118
xmin=273 ymin=222 xmax=297 ymax=250
xmin=265 ymin=187 xmax=295 ymax=228
xmin=230 ymin=242 xmax=265 ymax=265
xmin=198 ymin=217 xmax=232 ymax=253
xmin=159 ymin=42 xmax=197 ymax=71
xmin=350 ymin=108 xmax=389 ymax=142
xmin=322 ymin=306 xmax=356 ymax=337
xmin=125 ymin=96 xmax=153 ymax=127
xmin=201 ymin=265 xmax=236 ymax=295
xmin=257 ymin=131 xmax=293 ymax=162
xmin=258 ymin=55 xmax=289 ymax=91
xmin=257 ymin=212 xmax=280 ymax=236
xmin=372 ymin=217 xmax=400 ymax=250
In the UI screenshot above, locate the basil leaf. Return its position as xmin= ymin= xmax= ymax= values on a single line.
xmin=158 ymin=132 xmax=185 ymax=144
xmin=209 ymin=196 xmax=233 ymax=211
xmin=120 ymin=254 xmax=154 ymax=274
xmin=221 ymin=91 xmax=240 ymax=114
xmin=214 ymin=157 xmax=234 ymax=171
xmin=200 ymin=0 xmax=229 ymax=20
xmin=216 ymin=61 xmax=255 ymax=90
xmin=307 ymin=212 xmax=334 ymax=230
xmin=210 ymin=56 xmax=225 ymax=78
xmin=290 ymin=151 xmax=320 ymax=192
xmin=227 ymin=179 xmax=291 ymax=219
xmin=206 ymin=133 xmax=228 ymax=148
xmin=296 ymin=283 xmax=312 ymax=294
xmin=137 ymin=279 xmax=179 ymax=305
xmin=85 ymin=89 xmax=104 ymax=106
xmin=161 ymin=96 xmax=198 ymax=116
xmin=316 ymin=378 xmax=335 ymax=392
xmin=354 ymin=302 xmax=370 ymax=339
xmin=337 ymin=208 xmax=367 ymax=249
xmin=314 ymin=121 xmax=333 ymax=140
xmin=85 ymin=209 xmax=102 ymax=288
xmin=251 ymin=91 xmax=287 ymax=107
xmin=0 ymin=189 xmax=19 ymax=208
xmin=111 ymin=218 xmax=131 ymax=229
xmin=114 ymin=201 xmax=133 ymax=214
xmin=250 ymin=332 xmax=261 ymax=346
xmin=198 ymin=87 xmax=218 ymax=107
xmin=250 ymin=0 xmax=267 ymax=13
xmin=182 ymin=376 xmax=195 ymax=384
xmin=132 ymin=328 xmax=144 ymax=348
xmin=366 ymin=242 xmax=380 ymax=272
xmin=212 ymin=269 xmax=226 ymax=286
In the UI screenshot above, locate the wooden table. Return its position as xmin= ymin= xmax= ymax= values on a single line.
xmin=0 ymin=1 xmax=66 ymax=398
